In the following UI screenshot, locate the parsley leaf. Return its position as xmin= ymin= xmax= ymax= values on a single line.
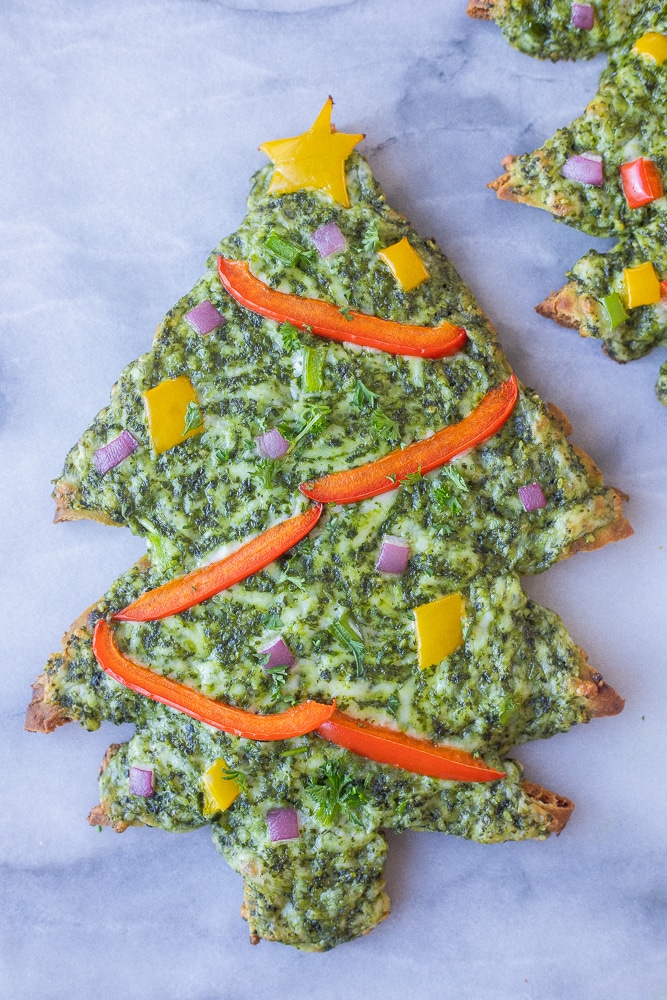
xmin=355 ymin=218 xmax=381 ymax=255
xmin=371 ymin=408 xmax=400 ymax=445
xmin=339 ymin=304 xmax=354 ymax=321
xmin=279 ymin=322 xmax=302 ymax=352
xmin=287 ymin=401 xmax=331 ymax=454
xmin=253 ymin=458 xmax=277 ymax=489
xmin=262 ymin=611 xmax=283 ymax=630
xmin=220 ymin=766 xmax=248 ymax=794
xmin=401 ymin=466 xmax=424 ymax=488
xmin=352 ymin=379 xmax=379 ymax=411
xmin=431 ymin=465 xmax=468 ymax=518
xmin=386 ymin=693 xmax=400 ymax=716
xmin=183 ymin=401 xmax=203 ymax=435
xmin=266 ymin=665 xmax=296 ymax=705
xmin=329 ymin=611 xmax=365 ymax=677
xmin=308 ymin=760 xmax=368 ymax=826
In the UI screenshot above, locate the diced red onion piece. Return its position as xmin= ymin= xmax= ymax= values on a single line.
xmin=259 ymin=636 xmax=295 ymax=669
xmin=376 ymin=535 xmax=411 ymax=575
xmin=255 ymin=427 xmax=291 ymax=459
xmin=518 ymin=483 xmax=547 ymax=512
xmin=561 ymin=154 xmax=604 ymax=187
xmin=184 ymin=300 xmax=226 ymax=335
xmin=129 ymin=766 xmax=154 ymax=797
xmin=310 ymin=222 xmax=347 ymax=258
xmin=94 ymin=429 xmax=138 ymax=475
xmin=267 ymin=807 xmax=300 ymax=842
xmin=571 ymin=3 xmax=595 ymax=30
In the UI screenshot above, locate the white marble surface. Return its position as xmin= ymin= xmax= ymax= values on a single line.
xmin=2 ymin=2 xmax=666 ymax=997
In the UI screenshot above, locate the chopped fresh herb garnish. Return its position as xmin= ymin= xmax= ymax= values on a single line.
xmin=329 ymin=610 xmax=365 ymax=676
xmin=183 ymin=401 xmax=203 ymax=435
xmin=401 ymin=466 xmax=424 ymax=488
xmin=264 ymin=230 xmax=302 ymax=267
xmin=262 ymin=611 xmax=283 ymax=630
xmin=287 ymin=401 xmax=330 ymax=454
xmin=214 ymin=447 xmax=230 ymax=463
xmin=253 ymin=458 xmax=277 ymax=488
xmin=279 ymin=746 xmax=309 ymax=758
xmin=280 ymin=573 xmax=308 ymax=593
xmin=441 ymin=465 xmax=468 ymax=493
xmin=371 ymin=408 xmax=400 ymax=445
xmin=352 ymin=379 xmax=379 ymax=411
xmin=355 ymin=218 xmax=381 ymax=255
xmin=279 ymin=322 xmax=302 ymax=352
xmin=386 ymin=473 xmax=397 ymax=484
xmin=308 ymin=760 xmax=368 ymax=826
xmin=431 ymin=465 xmax=468 ymax=517
xmin=256 ymin=651 xmax=273 ymax=668
xmin=302 ymin=346 xmax=326 ymax=394
xmin=220 ymin=766 xmax=248 ymax=793
xmin=386 ymin=693 xmax=400 ymax=716
xmin=339 ymin=304 xmax=354 ymax=321
xmin=266 ymin=665 xmax=296 ymax=705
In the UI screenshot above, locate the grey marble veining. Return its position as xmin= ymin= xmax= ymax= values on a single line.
xmin=1 ymin=2 xmax=665 ymax=997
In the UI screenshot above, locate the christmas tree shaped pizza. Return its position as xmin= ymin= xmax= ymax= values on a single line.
xmin=469 ymin=1 xmax=667 ymax=405
xmin=27 ymin=100 xmax=632 ymax=952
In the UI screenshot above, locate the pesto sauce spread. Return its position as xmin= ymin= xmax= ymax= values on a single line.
xmin=47 ymin=152 xmax=621 ymax=950
xmin=489 ymin=2 xmax=667 ymax=400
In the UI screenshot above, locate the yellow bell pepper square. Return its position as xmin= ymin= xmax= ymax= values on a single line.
xmin=623 ymin=261 xmax=661 ymax=309
xmin=413 ymin=592 xmax=464 ymax=669
xmin=378 ymin=237 xmax=429 ymax=292
xmin=202 ymin=759 xmax=242 ymax=814
xmin=633 ymin=32 xmax=667 ymax=65
xmin=143 ymin=375 xmax=202 ymax=455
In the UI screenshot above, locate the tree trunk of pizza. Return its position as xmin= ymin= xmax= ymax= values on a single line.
xmin=27 ymin=100 xmax=630 ymax=951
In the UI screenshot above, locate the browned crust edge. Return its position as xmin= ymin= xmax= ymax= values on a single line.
xmin=522 ymin=780 xmax=574 ymax=835
xmin=536 ymin=281 xmax=598 ymax=337
xmin=466 ymin=0 xmax=496 ymax=19
xmin=87 ymin=744 xmax=130 ymax=833
xmin=25 ymin=557 xmax=151 ymax=734
xmin=24 ymin=674 xmax=73 ymax=733
xmin=575 ymin=654 xmax=625 ymax=718
xmin=53 ymin=480 xmax=120 ymax=527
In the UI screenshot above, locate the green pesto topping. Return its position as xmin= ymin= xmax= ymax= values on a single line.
xmin=484 ymin=3 xmax=667 ymax=401
xmin=45 ymin=149 xmax=624 ymax=950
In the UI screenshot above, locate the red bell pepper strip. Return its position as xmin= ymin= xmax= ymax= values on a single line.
xmin=620 ymin=158 xmax=664 ymax=208
xmin=300 ymin=374 xmax=518 ymax=505
xmin=317 ymin=710 xmax=504 ymax=782
xmin=114 ymin=504 xmax=322 ymax=622
xmin=93 ymin=619 xmax=335 ymax=740
xmin=217 ymin=257 xmax=467 ymax=359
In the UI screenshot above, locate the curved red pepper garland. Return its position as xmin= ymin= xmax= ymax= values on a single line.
xmin=109 ymin=257 xmax=517 ymax=782
xmin=217 ymin=257 xmax=467 ymax=359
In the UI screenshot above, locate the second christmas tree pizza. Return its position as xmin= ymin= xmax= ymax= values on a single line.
xmin=28 ymin=99 xmax=631 ymax=951
xmin=469 ymin=0 xmax=667 ymax=405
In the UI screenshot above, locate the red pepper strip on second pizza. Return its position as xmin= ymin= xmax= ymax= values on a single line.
xmin=300 ymin=374 xmax=518 ymax=505
xmin=317 ymin=710 xmax=504 ymax=782
xmin=114 ymin=504 xmax=322 ymax=622
xmin=217 ymin=256 xmax=467 ymax=359
xmin=93 ymin=619 xmax=335 ymax=740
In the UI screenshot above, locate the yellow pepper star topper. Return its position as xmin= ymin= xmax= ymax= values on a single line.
xmin=259 ymin=98 xmax=364 ymax=208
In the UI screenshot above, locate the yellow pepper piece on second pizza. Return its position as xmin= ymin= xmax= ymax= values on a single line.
xmin=413 ymin=593 xmax=464 ymax=669
xmin=143 ymin=375 xmax=202 ymax=455
xmin=378 ymin=237 xmax=429 ymax=292
xmin=632 ymin=32 xmax=667 ymax=65
xmin=623 ymin=261 xmax=661 ymax=309
xmin=202 ymin=759 xmax=242 ymax=814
